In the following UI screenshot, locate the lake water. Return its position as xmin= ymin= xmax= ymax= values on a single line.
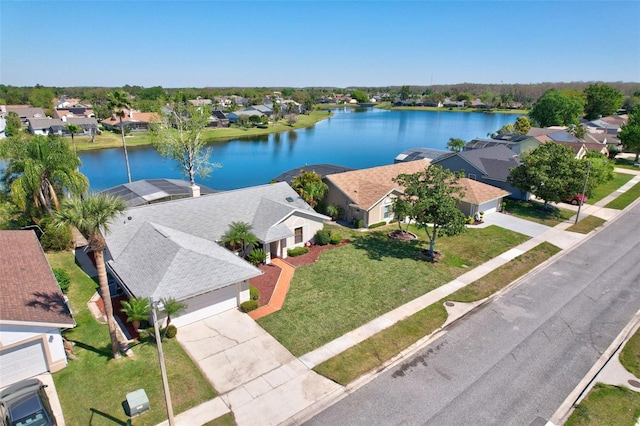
xmin=80 ymin=108 xmax=517 ymax=191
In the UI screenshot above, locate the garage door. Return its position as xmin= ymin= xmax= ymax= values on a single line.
xmin=0 ymin=340 xmax=48 ymax=387
xmin=171 ymin=285 xmax=239 ymax=328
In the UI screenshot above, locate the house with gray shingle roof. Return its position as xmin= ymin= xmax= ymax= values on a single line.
xmin=432 ymin=145 xmax=529 ymax=200
xmin=0 ymin=231 xmax=75 ymax=386
xmin=104 ymin=182 xmax=329 ymax=326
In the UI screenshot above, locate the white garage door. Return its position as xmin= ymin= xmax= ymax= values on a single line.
xmin=171 ymin=285 xmax=239 ymax=328
xmin=0 ymin=340 xmax=48 ymax=387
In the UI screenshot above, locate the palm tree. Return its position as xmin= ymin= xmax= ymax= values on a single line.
xmin=291 ymin=170 xmax=328 ymax=209
xmin=2 ymin=135 xmax=87 ymax=217
xmin=120 ymin=297 xmax=151 ymax=331
xmin=65 ymin=123 xmax=82 ymax=157
xmin=53 ymin=193 xmax=126 ymax=359
xmin=107 ymin=90 xmax=133 ymax=183
xmin=222 ymin=221 xmax=258 ymax=257
xmin=160 ymin=297 xmax=187 ymax=339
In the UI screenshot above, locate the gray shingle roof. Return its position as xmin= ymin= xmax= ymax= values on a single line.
xmin=434 ymin=145 xmax=520 ymax=181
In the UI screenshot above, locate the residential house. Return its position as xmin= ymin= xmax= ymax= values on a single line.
xmin=465 ymin=135 xmax=540 ymax=155
xmin=432 ymin=145 xmax=529 ymax=200
xmin=27 ymin=117 xmax=99 ymax=136
xmin=101 ymin=110 xmax=160 ymax=132
xmin=245 ymin=104 xmax=273 ymax=117
xmin=271 ymin=164 xmax=354 ymax=185
xmin=4 ymin=106 xmax=46 ymax=123
xmin=394 ymin=147 xmax=449 ymax=163
xmin=323 ymin=160 xmax=431 ymax=227
xmin=0 ymin=231 xmax=75 ymax=386
xmin=100 ymin=178 xmax=217 ymax=208
xmin=227 ymin=109 xmax=264 ymax=123
xmin=443 ymin=98 xmax=466 ymax=108
xmin=456 ymin=178 xmax=511 ymax=216
xmin=209 ymin=110 xmax=230 ymax=128
xmin=53 ymin=108 xmax=95 ymax=119
xmin=104 ymin=182 xmax=329 ymax=326
xmin=188 ymin=98 xmax=213 ymax=107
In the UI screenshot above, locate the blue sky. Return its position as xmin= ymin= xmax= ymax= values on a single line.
xmin=1 ymin=1 xmax=638 ymax=88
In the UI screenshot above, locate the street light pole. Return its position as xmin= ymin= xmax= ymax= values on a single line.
xmin=151 ymin=299 xmax=175 ymax=425
xmin=575 ymin=161 xmax=592 ymax=225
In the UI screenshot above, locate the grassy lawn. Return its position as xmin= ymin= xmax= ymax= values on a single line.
xmin=620 ymin=325 xmax=640 ymax=378
xmin=587 ymin=172 xmax=635 ymax=204
xmin=375 ymin=103 xmax=529 ymax=115
xmin=47 ymin=251 xmax=216 ymax=426
xmin=504 ymin=199 xmax=575 ymax=226
xmin=605 ymin=182 xmax=640 ymax=210
xmin=565 ymin=216 xmax=606 ymax=234
xmin=566 ymin=384 xmax=640 ymax=426
xmin=314 ymin=242 xmax=559 ymax=385
xmin=258 ymin=224 xmax=529 ymax=357
xmin=614 ymin=157 xmax=640 ymax=171
xmin=76 ymin=111 xmax=331 ymax=152
xmin=203 ymin=413 xmax=236 ymax=426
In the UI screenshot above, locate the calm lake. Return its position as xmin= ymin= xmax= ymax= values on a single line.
xmin=80 ymin=108 xmax=517 ymax=192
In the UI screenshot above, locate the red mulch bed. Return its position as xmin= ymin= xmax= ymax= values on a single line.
xmin=95 ymin=295 xmax=139 ymax=339
xmin=249 ymin=241 xmax=350 ymax=305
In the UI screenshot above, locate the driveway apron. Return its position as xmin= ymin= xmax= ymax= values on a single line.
xmin=177 ymin=309 xmax=341 ymax=426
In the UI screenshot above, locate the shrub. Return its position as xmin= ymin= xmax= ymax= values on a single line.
xmin=288 ymin=246 xmax=309 ymax=257
xmin=325 ymin=204 xmax=343 ymax=220
xmin=466 ymin=216 xmax=474 ymax=224
xmin=165 ymin=325 xmax=177 ymax=338
xmin=314 ymin=230 xmax=331 ymax=246
xmin=369 ymin=221 xmax=386 ymax=229
xmin=53 ymin=268 xmax=71 ymax=293
xmin=250 ymin=285 xmax=260 ymax=301
xmin=40 ymin=220 xmax=73 ymax=252
xmin=247 ymin=248 xmax=267 ymax=265
xmin=330 ymin=233 xmax=342 ymax=245
xmin=357 ymin=219 xmax=364 ymax=229
xmin=241 ymin=300 xmax=258 ymax=312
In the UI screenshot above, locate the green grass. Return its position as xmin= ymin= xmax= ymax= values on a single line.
xmin=605 ymin=182 xmax=640 ymax=209
xmin=566 ymin=384 xmax=640 ymax=426
xmin=47 ymin=251 xmax=216 ymax=426
xmin=614 ymin=157 xmax=640 ymax=171
xmin=565 ymin=216 xmax=606 ymax=234
xmin=587 ymin=172 xmax=635 ymax=204
xmin=76 ymin=111 xmax=331 ymax=152
xmin=620 ymin=326 xmax=640 ymax=378
xmin=258 ymin=224 xmax=529 ymax=357
xmin=313 ymin=242 xmax=559 ymax=385
xmin=203 ymin=413 xmax=236 ymax=426
xmin=504 ymin=199 xmax=575 ymax=226
xmin=375 ymin=102 xmax=529 ymax=115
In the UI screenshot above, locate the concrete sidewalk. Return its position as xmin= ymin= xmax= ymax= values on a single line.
xmin=167 ymin=171 xmax=638 ymax=426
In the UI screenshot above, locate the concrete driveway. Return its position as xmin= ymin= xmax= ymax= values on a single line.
xmin=480 ymin=211 xmax=550 ymax=237
xmin=177 ymin=309 xmax=341 ymax=426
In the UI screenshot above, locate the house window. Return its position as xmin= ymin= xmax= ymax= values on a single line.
xmin=294 ymin=227 xmax=303 ymax=244
xmin=383 ymin=204 xmax=391 ymax=219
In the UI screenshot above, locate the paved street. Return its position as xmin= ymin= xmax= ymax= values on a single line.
xmin=307 ymin=203 xmax=640 ymax=426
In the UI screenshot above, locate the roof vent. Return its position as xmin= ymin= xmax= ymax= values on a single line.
xmin=285 ymin=197 xmax=294 ymax=202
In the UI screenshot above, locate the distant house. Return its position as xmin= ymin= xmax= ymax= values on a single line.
xmin=245 ymin=104 xmax=273 ymax=117
xmin=394 ymin=147 xmax=449 ymax=163
xmin=0 ymin=231 xmax=75 ymax=386
xmin=227 ymin=109 xmax=264 ymax=123
xmin=53 ymin=108 xmax=95 ymax=119
xmin=4 ymin=106 xmax=46 ymax=123
xmin=465 ymin=135 xmax=540 ymax=155
xmin=432 ymin=145 xmax=529 ymax=200
xmin=27 ymin=117 xmax=99 ymax=136
xmin=271 ymin=164 xmax=354 ymax=185
xmin=209 ymin=110 xmax=230 ymax=128
xmin=101 ymin=110 xmax=160 ymax=132
xmin=188 ymin=98 xmax=213 ymax=107
xmin=104 ymin=182 xmax=329 ymax=326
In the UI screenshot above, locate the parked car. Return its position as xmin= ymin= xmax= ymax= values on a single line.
xmin=565 ymin=194 xmax=587 ymax=205
xmin=0 ymin=379 xmax=56 ymax=426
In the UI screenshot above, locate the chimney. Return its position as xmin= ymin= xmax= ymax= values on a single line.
xmin=189 ymin=184 xmax=201 ymax=198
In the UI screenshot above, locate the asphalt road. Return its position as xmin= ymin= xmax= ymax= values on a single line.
xmin=307 ymin=203 xmax=640 ymax=426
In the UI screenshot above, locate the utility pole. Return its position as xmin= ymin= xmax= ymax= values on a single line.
xmin=152 ymin=300 xmax=175 ymax=425
xmin=575 ymin=161 xmax=591 ymax=225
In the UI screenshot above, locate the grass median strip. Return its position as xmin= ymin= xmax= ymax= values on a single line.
xmin=565 ymin=384 xmax=640 ymax=425
xmin=605 ymin=181 xmax=640 ymax=210
xmin=504 ymin=199 xmax=574 ymax=226
xmin=565 ymin=216 xmax=606 ymax=234
xmin=587 ymin=172 xmax=634 ymax=204
xmin=313 ymin=242 xmax=560 ymax=385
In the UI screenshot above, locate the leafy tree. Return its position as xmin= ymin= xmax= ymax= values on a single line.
xmin=286 ymin=114 xmax=298 ymax=126
xmin=447 ymin=137 xmax=466 ymax=152
xmin=65 ymin=123 xmax=82 ymax=157
xmin=567 ymin=123 xmax=586 ymax=139
xmin=136 ymin=86 xmax=166 ymax=100
xmin=582 ymin=151 xmax=614 ymax=196
xmin=392 ymin=165 xmax=467 ymax=257
xmin=53 ymin=193 xmax=126 ymax=359
xmin=222 ymin=221 xmax=258 ymax=257
xmin=623 ymin=95 xmax=639 ymax=114
xmin=107 ymin=90 xmax=133 ymax=183
xmin=479 ymin=90 xmax=499 ymax=109
xmin=530 ymin=89 xmax=585 ymax=127
xmin=513 ymin=116 xmax=531 ymax=135
xmin=120 ymin=297 xmax=151 ymax=331
xmin=399 ymin=86 xmax=412 ymax=101
xmin=620 ymin=112 xmax=640 ymax=161
xmin=303 ymin=96 xmax=315 ymax=113
xmin=160 ymin=297 xmax=187 ymax=337
xmin=0 ymin=135 xmax=87 ymax=217
xmin=271 ymin=102 xmax=282 ymax=120
xmin=508 ymin=143 xmax=584 ymax=208
xmin=28 ymin=87 xmax=55 ymax=110
xmin=291 ymin=170 xmax=328 ymax=209
xmin=5 ymin=111 xmax=22 ymax=136
xmin=583 ymin=83 xmax=624 ymax=120
xmin=150 ymin=100 xmax=221 ymax=186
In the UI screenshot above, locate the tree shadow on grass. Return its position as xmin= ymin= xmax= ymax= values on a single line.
xmin=69 ymin=340 xmax=113 ymax=359
xmin=350 ymin=231 xmax=423 ymax=261
xmin=89 ymin=407 xmax=128 ymax=425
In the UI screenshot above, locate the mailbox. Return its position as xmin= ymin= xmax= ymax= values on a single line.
xmin=126 ymin=389 xmax=149 ymax=417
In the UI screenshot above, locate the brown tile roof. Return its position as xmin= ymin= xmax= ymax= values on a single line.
xmin=101 ymin=110 xmax=160 ymax=126
xmin=0 ymin=231 xmax=74 ymax=327
xmin=324 ymin=160 xmax=430 ymax=210
xmin=458 ymin=178 xmax=511 ymax=204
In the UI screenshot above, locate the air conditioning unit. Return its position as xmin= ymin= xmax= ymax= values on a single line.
xmin=126 ymin=389 xmax=149 ymax=417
